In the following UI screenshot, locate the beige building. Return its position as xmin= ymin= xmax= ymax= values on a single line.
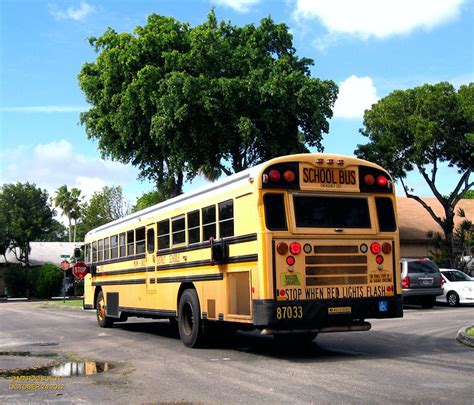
xmin=397 ymin=197 xmax=473 ymax=259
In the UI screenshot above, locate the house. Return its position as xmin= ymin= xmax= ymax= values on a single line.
xmin=0 ymin=242 xmax=80 ymax=266
xmin=397 ymin=197 xmax=473 ymax=259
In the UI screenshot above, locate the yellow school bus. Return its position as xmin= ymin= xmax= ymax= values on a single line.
xmin=83 ymin=153 xmax=403 ymax=347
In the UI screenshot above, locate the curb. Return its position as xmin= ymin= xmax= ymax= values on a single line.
xmin=456 ymin=326 xmax=474 ymax=348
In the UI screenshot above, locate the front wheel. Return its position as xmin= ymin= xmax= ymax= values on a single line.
xmin=178 ymin=289 xmax=204 ymax=348
xmin=96 ymin=290 xmax=114 ymax=328
xmin=447 ymin=291 xmax=460 ymax=307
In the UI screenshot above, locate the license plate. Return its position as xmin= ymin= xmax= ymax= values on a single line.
xmin=328 ymin=306 xmax=352 ymax=314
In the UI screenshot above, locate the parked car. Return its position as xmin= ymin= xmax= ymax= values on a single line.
xmin=437 ymin=269 xmax=474 ymax=306
xmin=400 ymin=258 xmax=444 ymax=308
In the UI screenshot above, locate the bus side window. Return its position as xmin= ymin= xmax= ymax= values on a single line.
xmin=202 ymin=205 xmax=217 ymax=241
xmin=375 ymin=197 xmax=397 ymax=232
xmin=119 ymin=233 xmax=126 ymax=257
xmin=158 ymin=220 xmax=170 ymax=250
xmin=98 ymin=239 xmax=103 ymax=262
xmin=136 ymin=227 xmax=146 ymax=254
xmin=187 ymin=210 xmax=200 ymax=244
xmin=263 ymin=194 xmax=288 ymax=231
xmin=147 ymin=228 xmax=155 ymax=253
xmin=219 ymin=200 xmax=234 ymax=238
xmin=92 ymin=241 xmax=97 ymax=263
xmin=111 ymin=235 xmax=118 ymax=259
xmin=172 ymin=216 xmax=185 ymax=245
xmin=85 ymin=243 xmax=90 ymax=263
xmin=127 ymin=230 xmax=134 ymax=256
xmin=104 ymin=237 xmax=110 ymax=261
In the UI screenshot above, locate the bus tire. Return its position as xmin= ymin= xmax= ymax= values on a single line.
xmin=96 ymin=290 xmax=114 ymax=328
xmin=178 ymin=289 xmax=204 ymax=348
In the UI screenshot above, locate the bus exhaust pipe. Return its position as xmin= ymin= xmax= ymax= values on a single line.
xmin=261 ymin=322 xmax=372 ymax=335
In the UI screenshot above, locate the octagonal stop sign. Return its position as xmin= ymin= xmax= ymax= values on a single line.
xmin=72 ymin=261 xmax=89 ymax=280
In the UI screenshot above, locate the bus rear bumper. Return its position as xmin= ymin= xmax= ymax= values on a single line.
xmin=252 ymin=296 xmax=403 ymax=330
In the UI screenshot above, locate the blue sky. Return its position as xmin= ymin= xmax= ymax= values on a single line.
xmin=1 ymin=0 xmax=473 ymax=208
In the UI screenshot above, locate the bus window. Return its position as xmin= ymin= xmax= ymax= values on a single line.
xmin=104 ymin=237 xmax=110 ymax=261
xmin=119 ymin=233 xmax=126 ymax=257
xmin=293 ymin=196 xmax=371 ymax=228
xmin=111 ymin=235 xmax=118 ymax=258
xmin=202 ymin=205 xmax=216 ymax=241
xmin=219 ymin=200 xmax=234 ymax=238
xmin=92 ymin=241 xmax=97 ymax=262
xmin=172 ymin=216 xmax=185 ymax=245
xmin=85 ymin=243 xmax=91 ymax=263
xmin=187 ymin=210 xmax=200 ymax=244
xmin=147 ymin=228 xmax=155 ymax=253
xmin=136 ymin=227 xmax=145 ymax=254
xmin=98 ymin=239 xmax=104 ymax=262
xmin=263 ymin=194 xmax=287 ymax=231
xmin=158 ymin=220 xmax=170 ymax=250
xmin=376 ymin=197 xmax=397 ymax=232
xmin=127 ymin=230 xmax=134 ymax=256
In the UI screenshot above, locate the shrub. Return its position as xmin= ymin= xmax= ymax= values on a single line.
xmin=29 ymin=264 xmax=63 ymax=298
xmin=4 ymin=265 xmax=28 ymax=297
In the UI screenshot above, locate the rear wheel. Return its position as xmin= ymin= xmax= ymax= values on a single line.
xmin=447 ymin=291 xmax=460 ymax=307
xmin=178 ymin=289 xmax=204 ymax=348
xmin=420 ymin=296 xmax=435 ymax=309
xmin=96 ymin=290 xmax=114 ymax=328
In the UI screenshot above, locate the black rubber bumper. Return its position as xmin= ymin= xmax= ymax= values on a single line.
xmin=253 ymin=296 xmax=403 ymax=329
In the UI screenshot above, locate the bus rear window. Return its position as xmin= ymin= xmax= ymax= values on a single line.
xmin=264 ymin=194 xmax=287 ymax=231
xmin=293 ymin=196 xmax=371 ymax=228
xmin=375 ymin=197 xmax=397 ymax=232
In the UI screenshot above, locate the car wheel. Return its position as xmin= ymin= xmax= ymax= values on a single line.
xmin=447 ymin=291 xmax=460 ymax=307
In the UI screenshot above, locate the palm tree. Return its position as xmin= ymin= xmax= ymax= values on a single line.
xmin=55 ymin=185 xmax=82 ymax=242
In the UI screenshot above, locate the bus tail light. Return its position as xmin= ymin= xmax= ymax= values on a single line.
xmin=289 ymin=242 xmax=301 ymax=255
xmin=376 ymin=255 xmax=384 ymax=264
xmin=370 ymin=242 xmax=381 ymax=254
xmin=286 ymin=256 xmax=295 ymax=266
xmin=283 ymin=170 xmax=295 ymax=183
xmin=382 ymin=243 xmax=392 ymax=254
xmin=402 ymin=276 xmax=410 ymax=288
xmin=276 ymin=242 xmax=288 ymax=255
xmin=269 ymin=169 xmax=281 ymax=182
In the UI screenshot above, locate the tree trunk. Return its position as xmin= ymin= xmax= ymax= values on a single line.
xmin=68 ymin=218 xmax=72 ymax=242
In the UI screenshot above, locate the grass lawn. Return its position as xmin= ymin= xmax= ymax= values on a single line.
xmin=467 ymin=327 xmax=474 ymax=337
xmin=39 ymin=299 xmax=83 ymax=308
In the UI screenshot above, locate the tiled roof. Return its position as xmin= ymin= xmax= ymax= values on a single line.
xmin=397 ymin=197 xmax=473 ymax=241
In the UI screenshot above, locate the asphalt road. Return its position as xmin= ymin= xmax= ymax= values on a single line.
xmin=0 ymin=302 xmax=473 ymax=404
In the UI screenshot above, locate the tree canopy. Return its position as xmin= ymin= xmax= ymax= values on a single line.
xmin=0 ymin=183 xmax=55 ymax=266
xmin=54 ymin=185 xmax=82 ymax=242
xmin=355 ymin=82 xmax=473 ymax=265
xmin=78 ymin=11 xmax=337 ymax=197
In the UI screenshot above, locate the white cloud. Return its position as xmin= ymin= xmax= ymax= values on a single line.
xmin=294 ymin=0 xmax=466 ymax=39
xmin=0 ymin=140 xmax=137 ymax=201
xmin=49 ymin=1 xmax=95 ymax=21
xmin=210 ymin=0 xmax=261 ymax=13
xmin=333 ymin=75 xmax=378 ymax=119
xmin=0 ymin=105 xmax=87 ymax=113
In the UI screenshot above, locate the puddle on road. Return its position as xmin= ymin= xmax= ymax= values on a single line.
xmin=0 ymin=352 xmax=113 ymax=378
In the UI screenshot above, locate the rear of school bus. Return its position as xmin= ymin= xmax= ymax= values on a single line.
xmin=252 ymin=154 xmax=403 ymax=337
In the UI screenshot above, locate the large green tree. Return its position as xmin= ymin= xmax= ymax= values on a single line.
xmin=78 ymin=11 xmax=337 ymax=197
xmin=76 ymin=186 xmax=131 ymax=239
xmin=355 ymin=82 xmax=473 ymax=265
xmin=0 ymin=183 xmax=55 ymax=266
xmin=54 ymin=185 xmax=82 ymax=242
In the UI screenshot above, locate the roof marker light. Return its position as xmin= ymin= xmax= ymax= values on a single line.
xmin=283 ymin=170 xmax=295 ymax=183
xmin=364 ymin=174 xmax=375 ymax=186
xmin=269 ymin=170 xmax=281 ymax=182
xmin=377 ymin=175 xmax=388 ymax=187
xmin=326 ymin=159 xmax=334 ymax=165
xmin=336 ymin=159 xmax=344 ymax=165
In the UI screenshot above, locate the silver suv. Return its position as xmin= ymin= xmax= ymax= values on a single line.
xmin=400 ymin=258 xmax=444 ymax=308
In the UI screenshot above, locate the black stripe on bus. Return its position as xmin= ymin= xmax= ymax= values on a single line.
xmin=156 ymin=233 xmax=257 ymax=256
xmin=118 ymin=307 xmax=176 ymax=318
xmin=92 ymin=279 xmax=146 ymax=287
xmin=153 ymin=273 xmax=224 ymax=284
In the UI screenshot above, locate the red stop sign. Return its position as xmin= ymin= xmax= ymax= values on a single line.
xmin=72 ymin=261 xmax=89 ymax=280
xmin=60 ymin=260 xmax=70 ymax=271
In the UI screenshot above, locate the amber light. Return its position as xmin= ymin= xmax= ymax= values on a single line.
xmin=283 ymin=170 xmax=295 ymax=183
xmin=276 ymin=242 xmax=288 ymax=255
xmin=370 ymin=242 xmax=381 ymax=254
xmin=286 ymin=256 xmax=295 ymax=266
xmin=364 ymin=174 xmax=375 ymax=186
xmin=382 ymin=243 xmax=392 ymax=254
xmin=289 ymin=242 xmax=301 ymax=255
xmin=269 ymin=170 xmax=281 ymax=182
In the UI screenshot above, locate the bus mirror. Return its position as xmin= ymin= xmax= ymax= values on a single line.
xmin=210 ymin=237 xmax=227 ymax=265
xmin=74 ymin=247 xmax=82 ymax=259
